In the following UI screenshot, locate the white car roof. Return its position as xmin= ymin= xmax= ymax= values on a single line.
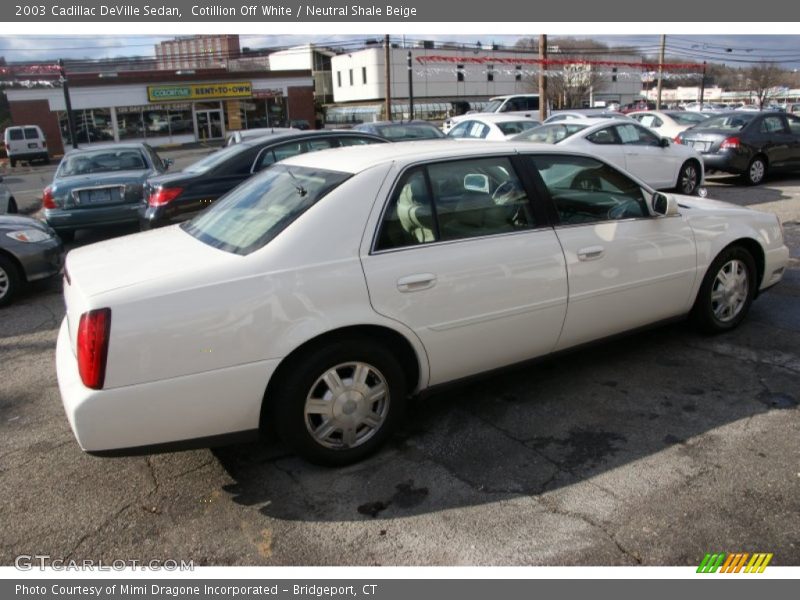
xmin=281 ymin=139 xmax=591 ymax=175
xmin=465 ymin=114 xmax=540 ymax=124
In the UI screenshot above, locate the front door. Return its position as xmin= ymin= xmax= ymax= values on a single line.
xmin=524 ymin=153 xmax=697 ymax=350
xmin=195 ymin=109 xmax=224 ymax=141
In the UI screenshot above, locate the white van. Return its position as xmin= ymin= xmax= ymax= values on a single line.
xmin=4 ymin=125 xmax=49 ymax=167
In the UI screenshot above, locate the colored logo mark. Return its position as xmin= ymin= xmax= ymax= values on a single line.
xmin=697 ymin=552 xmax=773 ymax=573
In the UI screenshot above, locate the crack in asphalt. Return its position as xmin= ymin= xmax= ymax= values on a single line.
xmin=464 ymin=408 xmax=622 ymax=500
xmin=172 ymin=458 xmax=216 ymax=480
xmin=537 ymin=497 xmax=642 ymax=565
xmin=144 ymin=457 xmax=160 ymax=496
xmin=63 ymin=502 xmax=134 ymax=561
xmin=685 ymin=341 xmax=800 ymax=376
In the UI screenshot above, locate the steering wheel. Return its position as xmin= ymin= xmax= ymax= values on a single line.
xmin=492 ymin=180 xmax=521 ymax=205
xmin=607 ymin=199 xmax=644 ymax=220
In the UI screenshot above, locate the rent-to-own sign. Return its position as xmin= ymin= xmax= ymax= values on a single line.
xmin=147 ymin=82 xmax=253 ymax=102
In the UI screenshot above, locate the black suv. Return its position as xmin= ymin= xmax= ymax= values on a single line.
xmin=140 ymin=130 xmax=387 ymax=229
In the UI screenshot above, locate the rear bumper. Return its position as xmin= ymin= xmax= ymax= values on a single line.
xmin=45 ymin=203 xmax=141 ymax=231
xmin=700 ymin=150 xmax=750 ymax=174
xmin=56 ymin=318 xmax=280 ymax=454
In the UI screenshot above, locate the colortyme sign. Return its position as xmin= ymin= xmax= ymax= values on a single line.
xmin=147 ymin=82 xmax=253 ymax=102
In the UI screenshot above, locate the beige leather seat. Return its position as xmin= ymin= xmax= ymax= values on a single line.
xmin=396 ymin=176 xmax=435 ymax=243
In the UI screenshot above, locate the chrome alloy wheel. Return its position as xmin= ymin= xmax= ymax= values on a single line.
xmin=749 ymin=159 xmax=765 ymax=184
xmin=711 ymin=259 xmax=749 ymax=322
xmin=679 ymin=164 xmax=698 ymax=195
xmin=0 ymin=267 xmax=9 ymax=301
xmin=304 ymin=362 xmax=390 ymax=450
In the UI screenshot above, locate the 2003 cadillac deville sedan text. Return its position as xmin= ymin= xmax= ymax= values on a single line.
xmin=56 ymin=141 xmax=789 ymax=465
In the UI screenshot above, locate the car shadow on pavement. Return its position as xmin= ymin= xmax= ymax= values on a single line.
xmin=705 ymin=173 xmax=800 ymax=207
xmin=212 ymin=304 xmax=798 ymax=523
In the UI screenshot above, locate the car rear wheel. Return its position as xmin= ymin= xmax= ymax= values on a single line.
xmin=0 ymin=254 xmax=21 ymax=307
xmin=744 ymin=156 xmax=767 ymax=185
xmin=692 ymin=246 xmax=756 ymax=333
xmin=676 ymin=161 xmax=700 ymax=195
xmin=272 ymin=338 xmax=407 ymax=466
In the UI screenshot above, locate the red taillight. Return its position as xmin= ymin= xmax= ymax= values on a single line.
xmin=148 ymin=186 xmax=183 ymax=207
xmin=77 ymin=308 xmax=111 ymax=390
xmin=721 ymin=136 xmax=740 ymax=149
xmin=673 ymin=135 xmax=683 ymax=144
xmin=42 ymin=186 xmax=56 ymax=209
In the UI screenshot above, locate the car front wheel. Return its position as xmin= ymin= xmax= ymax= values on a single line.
xmin=692 ymin=246 xmax=756 ymax=333
xmin=272 ymin=338 xmax=407 ymax=466
xmin=0 ymin=254 xmax=21 ymax=307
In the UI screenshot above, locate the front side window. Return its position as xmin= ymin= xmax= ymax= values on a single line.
xmin=514 ymin=123 xmax=587 ymax=144
xmin=528 ymin=154 xmax=649 ymax=225
xmin=183 ymin=165 xmax=351 ymax=255
xmin=375 ymin=157 xmax=537 ymax=251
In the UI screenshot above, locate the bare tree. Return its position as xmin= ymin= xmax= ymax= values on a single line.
xmin=747 ymin=62 xmax=786 ymax=109
xmin=515 ymin=37 xmax=608 ymax=109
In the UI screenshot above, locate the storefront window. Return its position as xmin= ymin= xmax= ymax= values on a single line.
xmin=117 ymin=107 xmax=146 ymax=140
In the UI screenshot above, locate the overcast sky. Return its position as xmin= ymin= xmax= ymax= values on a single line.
xmin=1 ymin=34 xmax=799 ymax=69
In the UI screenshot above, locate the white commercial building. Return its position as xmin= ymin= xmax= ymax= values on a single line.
xmin=330 ymin=45 xmax=644 ymax=114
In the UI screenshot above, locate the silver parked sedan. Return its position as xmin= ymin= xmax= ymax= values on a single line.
xmin=0 ymin=215 xmax=63 ymax=307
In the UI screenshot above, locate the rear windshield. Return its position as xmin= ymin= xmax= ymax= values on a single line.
xmin=375 ymin=124 xmax=444 ymax=140
xmin=667 ymin=112 xmax=709 ymax=125
xmin=496 ymin=121 xmax=538 ymax=135
xmin=57 ymin=148 xmax=148 ymax=176
xmin=183 ymin=144 xmax=248 ymax=174
xmin=513 ymin=123 xmax=588 ymax=143
xmin=182 ymin=164 xmax=351 ymax=255
xmin=23 ymin=127 xmax=40 ymax=140
xmin=701 ymin=114 xmax=755 ymax=131
xmin=7 ymin=129 xmax=24 ymax=141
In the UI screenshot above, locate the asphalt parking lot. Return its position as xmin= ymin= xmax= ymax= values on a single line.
xmin=0 ymin=151 xmax=798 ymax=566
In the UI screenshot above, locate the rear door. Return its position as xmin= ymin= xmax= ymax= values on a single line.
xmin=753 ymin=114 xmax=792 ymax=169
xmin=5 ymin=128 xmax=25 ymax=156
xmin=785 ymin=114 xmax=800 ymax=169
xmin=361 ymin=155 xmax=568 ymax=386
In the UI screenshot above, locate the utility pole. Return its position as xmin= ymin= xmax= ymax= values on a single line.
xmin=539 ymin=34 xmax=548 ymax=121
xmin=407 ymin=50 xmax=414 ymax=121
xmin=656 ymin=34 xmax=666 ymax=110
xmin=699 ymin=61 xmax=707 ymax=109
xmin=58 ymin=59 xmax=78 ymax=149
xmin=384 ymin=35 xmax=392 ymax=121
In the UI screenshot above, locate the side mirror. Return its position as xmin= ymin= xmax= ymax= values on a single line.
xmin=464 ymin=173 xmax=490 ymax=194
xmin=659 ymin=137 xmax=670 ymax=148
xmin=652 ymin=192 xmax=679 ymax=217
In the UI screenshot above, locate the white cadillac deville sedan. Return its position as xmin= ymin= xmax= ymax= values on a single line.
xmin=56 ymin=141 xmax=789 ymax=465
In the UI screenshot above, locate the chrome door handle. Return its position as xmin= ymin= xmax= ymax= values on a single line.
xmin=577 ymin=246 xmax=605 ymax=261
xmin=397 ymin=273 xmax=437 ymax=292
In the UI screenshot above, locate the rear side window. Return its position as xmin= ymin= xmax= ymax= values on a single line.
xmin=338 ymin=136 xmax=377 ymax=147
xmin=23 ymin=127 xmax=40 ymax=140
xmin=586 ymin=127 xmax=618 ymax=145
xmin=375 ymin=156 xmax=537 ymax=251
xmin=7 ymin=129 xmax=24 ymax=141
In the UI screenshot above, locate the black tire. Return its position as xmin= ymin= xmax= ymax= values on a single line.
xmin=56 ymin=230 xmax=75 ymax=243
xmin=7 ymin=198 xmax=17 ymax=214
xmin=0 ymin=254 xmax=21 ymax=308
xmin=676 ymin=160 xmax=700 ymax=195
xmin=691 ymin=246 xmax=757 ymax=333
xmin=271 ymin=337 xmax=407 ymax=466
xmin=743 ymin=156 xmax=767 ymax=186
